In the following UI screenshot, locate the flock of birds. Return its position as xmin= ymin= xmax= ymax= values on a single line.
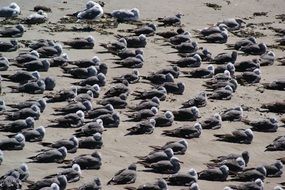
xmin=0 ymin=1 xmax=285 ymax=190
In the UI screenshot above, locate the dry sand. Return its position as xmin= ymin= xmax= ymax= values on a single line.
xmin=0 ymin=0 xmax=285 ymax=189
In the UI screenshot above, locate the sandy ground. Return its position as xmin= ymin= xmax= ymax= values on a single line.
xmin=0 ymin=0 xmax=285 ymax=189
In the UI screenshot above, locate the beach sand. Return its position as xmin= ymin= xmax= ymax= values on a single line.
xmin=0 ymin=0 xmax=284 ymax=189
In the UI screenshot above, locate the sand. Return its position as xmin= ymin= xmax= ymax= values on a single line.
xmin=0 ymin=0 xmax=284 ymax=189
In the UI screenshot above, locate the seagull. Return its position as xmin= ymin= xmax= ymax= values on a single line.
xmin=27 ymin=175 xmax=67 ymax=190
xmin=40 ymin=136 xmax=79 ymax=153
xmin=212 ymin=51 xmax=238 ymax=64
xmin=159 ymin=81 xmax=185 ymax=95
xmin=0 ymin=150 xmax=3 ymax=165
xmin=121 ymin=34 xmax=147 ymax=48
xmin=107 ymin=164 xmax=137 ymax=185
xmin=77 ymin=1 xmax=104 ymax=22
xmin=53 ymin=100 xmax=92 ymax=114
xmin=142 ymin=73 xmax=174 ymax=85
xmin=112 ymin=69 xmax=140 ymax=84
xmin=265 ymin=135 xmax=285 ymax=151
xmin=236 ymin=68 xmax=261 ymax=85
xmin=128 ymin=97 xmax=160 ymax=111
xmin=125 ymin=107 xmax=158 ymax=122
xmin=153 ymin=65 xmax=180 ymax=78
xmin=214 ymin=129 xmax=254 ymax=144
xmin=157 ymin=28 xmax=185 ymax=38
xmin=78 ymin=132 xmax=103 ymax=149
xmin=0 ymin=57 xmax=9 ymax=71
xmin=125 ymin=118 xmax=156 ymax=135
xmin=126 ymin=23 xmax=156 ymax=36
xmin=171 ymin=107 xmax=200 ymax=121
xmin=114 ymin=54 xmax=144 ymax=68
xmin=70 ymin=177 xmax=101 ymax=190
xmin=227 ymin=36 xmax=257 ymax=50
xmin=48 ymin=110 xmax=85 ymax=128
xmin=0 ymin=117 xmax=35 ymax=133
xmin=104 ymin=80 xmax=129 ymax=98
xmin=141 ymin=156 xmax=183 ymax=174
xmin=0 ymin=133 xmax=25 ymax=151
xmin=0 ymin=3 xmax=20 ymax=18
xmin=74 ymin=119 xmax=105 ymax=137
xmin=63 ymin=36 xmax=95 ymax=49
xmin=166 ymin=31 xmax=191 ymax=45
xmin=208 ymin=85 xmax=234 ymax=100
xmin=181 ymin=92 xmax=208 ymax=108
xmin=97 ymin=94 xmax=127 ymax=109
xmin=132 ymin=87 xmax=167 ymax=101
xmin=230 ymin=166 xmax=267 ymax=181
xmin=201 ymin=30 xmax=228 ymax=43
xmin=210 ymin=151 xmax=250 ymax=167
xmin=136 ymin=148 xmax=174 ymax=164
xmin=216 ymin=18 xmax=245 ymax=31
xmin=163 ymin=168 xmax=198 ymax=186
xmin=28 ymin=147 xmax=67 ymax=163
xmin=26 ymin=10 xmax=48 ymax=24
xmin=37 ymin=44 xmax=62 ymax=58
xmin=227 ymin=178 xmax=264 ymax=190
xmin=170 ymin=41 xmax=198 ymax=53
xmin=198 ymin=165 xmax=229 ymax=181
xmin=182 ymin=64 xmax=215 ymax=78
xmin=0 ymin=163 xmax=29 ymax=181
xmin=61 ymin=65 xmax=97 ymax=79
xmin=4 ymin=104 xmax=41 ymax=120
xmin=206 ymin=157 xmax=246 ymax=173
xmin=162 ymin=122 xmax=202 ymax=139
xmin=85 ymin=104 xmax=114 ymax=119
xmin=18 ymin=126 xmax=46 ymax=142
xmin=124 ymin=178 xmax=168 ymax=190
xmin=264 ymin=160 xmax=283 ymax=177
xmin=260 ymin=100 xmax=285 ymax=113
xmin=68 ymin=56 xmax=100 ymax=67
xmin=45 ymin=87 xmax=77 ymax=103
xmin=239 ymin=43 xmax=267 ymax=55
xmin=199 ymin=113 xmax=222 ymax=130
xmin=157 ymin=13 xmax=183 ymax=26
xmin=43 ymin=164 xmax=81 ymax=183
xmin=0 ymin=24 xmax=25 ymax=37
xmin=111 ymin=8 xmax=140 ymax=22
xmin=0 ymin=39 xmax=18 ymax=52
xmin=220 ymin=106 xmax=243 ymax=121
xmin=7 ymin=98 xmax=46 ymax=113
xmin=17 ymin=59 xmax=50 ymax=72
xmin=1 ymin=70 xmax=40 ymax=83
xmin=100 ymin=38 xmax=127 ymax=53
xmin=243 ymin=117 xmax=278 ymax=132
xmin=168 ymin=54 xmax=202 ymax=68
xmin=195 ymin=24 xmax=228 ymax=37
xmin=92 ymin=112 xmax=120 ymax=128
xmin=63 ymin=151 xmax=102 ymax=170
xmin=234 ymin=58 xmax=260 ymax=72
xmin=73 ymin=73 xmax=106 ymax=87
xmin=149 ymin=139 xmax=188 ymax=155
xmin=262 ymin=79 xmax=285 ymax=91
xmin=8 ymin=79 xmax=46 ymax=94
xmin=154 ymin=111 xmax=174 ymax=127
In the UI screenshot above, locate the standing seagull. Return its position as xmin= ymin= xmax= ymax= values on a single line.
xmin=107 ymin=164 xmax=137 ymax=185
